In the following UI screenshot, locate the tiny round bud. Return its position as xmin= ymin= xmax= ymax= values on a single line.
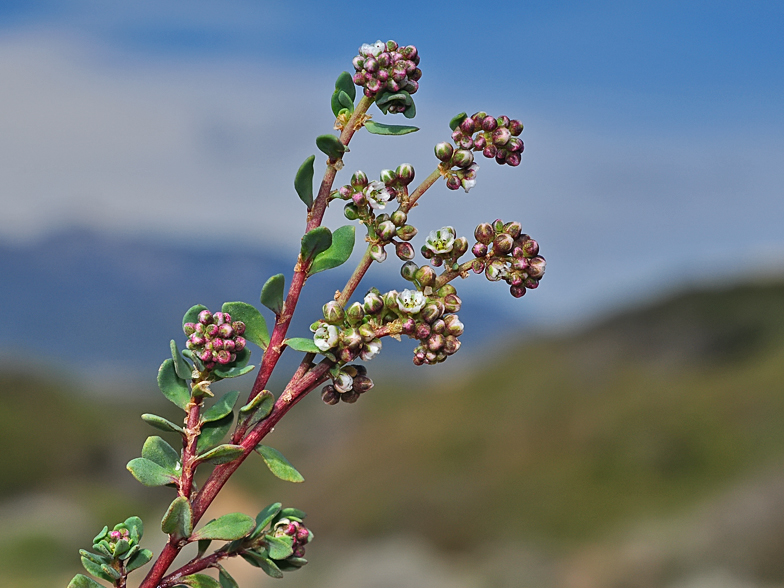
xmin=396 ymin=241 xmax=415 ymax=261
xmin=443 ymin=336 xmax=461 ymax=355
xmin=354 ymin=375 xmax=374 ymax=393
xmin=431 ymin=318 xmax=446 ymax=334
xmin=437 ymin=284 xmax=457 ymax=296
xmin=460 ymin=117 xmax=476 ymax=134
xmin=510 ymin=285 xmax=526 ymax=298
xmin=428 ymin=333 xmax=445 ymax=352
xmin=377 ymin=219 xmax=396 ymax=241
xmin=351 ymin=170 xmax=368 ymax=187
xmin=414 ymin=265 xmax=436 ymax=287
xmin=524 ymin=277 xmax=540 ymax=289
xmin=445 ymin=175 xmax=462 ymax=190
xmin=506 ymin=153 xmax=522 ymax=167
xmin=485 ymin=260 xmax=506 ymax=282
xmin=457 ymin=135 xmax=474 ymax=150
xmin=362 ymin=291 xmax=384 ymax=315
xmin=232 ymin=321 xmax=246 ymax=335
xmin=527 ymin=256 xmax=546 ymax=278
xmin=218 ymin=324 xmax=234 ymax=338
xmin=395 ymin=163 xmax=415 ymax=185
xmin=494 ymin=233 xmax=514 ymax=254
xmin=198 ymin=310 xmax=213 ymax=325
xmin=443 ymin=292 xmax=462 ymax=313
xmin=183 ymin=322 xmax=197 ymax=336
xmin=380 ymin=169 xmax=397 ymax=184
xmin=338 ymin=347 xmax=358 ymax=363
xmin=346 ymin=302 xmax=365 ymax=324
xmin=472 ymin=258 xmax=486 ymax=273
xmin=504 ymin=221 xmax=522 ymax=239
xmin=234 ymin=336 xmax=246 ymax=351
xmin=497 ymin=115 xmax=510 ymax=127
xmin=340 ymin=327 xmax=363 ymax=350
xmin=482 ymin=117 xmax=497 ymax=131
xmin=434 ymin=142 xmax=454 ymax=162
xmin=472 ymin=242 xmax=488 ymax=257
xmin=473 ymin=134 xmax=487 ymax=150
xmin=341 ymin=389 xmax=360 ymax=403
xmin=322 ymin=385 xmax=340 ymax=405
xmin=416 ymin=323 xmax=431 ymax=340
xmin=401 ymin=261 xmax=419 ymax=281
xmin=492 ymin=127 xmax=511 ymax=146
xmin=216 ymin=349 xmax=232 ymax=364
xmin=391 ymin=209 xmax=407 ymax=226
xmin=444 ymin=314 xmax=464 ymax=336
xmin=522 ymin=239 xmax=539 ymax=257
xmin=358 ymin=323 xmax=376 ymax=341
xmin=401 ymin=317 xmax=416 ymax=334
xmin=507 ymin=137 xmax=524 ymax=153
xmin=483 ymin=144 xmax=497 ymax=159
xmin=452 ymin=236 xmax=469 ymax=258
xmin=451 ymin=149 xmax=474 ymax=168
xmin=396 ymin=224 xmax=418 ymax=241
xmin=323 ymin=301 xmax=345 ymax=324
xmin=420 ymin=301 xmax=445 ymax=324
xmin=474 ymin=223 xmax=494 ymax=244
xmin=509 ymin=119 xmax=524 ymax=136
xmin=369 ymin=243 xmax=387 ymax=263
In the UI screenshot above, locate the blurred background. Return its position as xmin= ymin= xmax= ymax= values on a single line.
xmin=1 ymin=1 xmax=784 ymax=587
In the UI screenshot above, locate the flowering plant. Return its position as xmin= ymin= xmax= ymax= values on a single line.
xmin=68 ymin=39 xmax=546 ymax=588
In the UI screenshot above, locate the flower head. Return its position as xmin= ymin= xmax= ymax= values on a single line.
xmin=364 ymin=180 xmax=394 ymax=210
xmin=313 ymin=323 xmax=339 ymax=352
xmin=425 ymin=226 xmax=456 ymax=255
xmin=397 ymin=289 xmax=427 ymax=314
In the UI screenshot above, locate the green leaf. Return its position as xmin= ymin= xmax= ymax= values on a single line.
xmin=253 ymin=502 xmax=282 ymax=537
xmin=257 ymin=554 xmax=284 ymax=579
xmin=113 ymin=538 xmax=130 ymax=558
xmin=79 ymin=550 xmax=108 ymax=567
xmin=300 ymin=226 xmax=332 ymax=260
xmin=284 ymin=337 xmax=320 ymax=354
xmin=221 ymin=301 xmax=269 ymax=349
xmin=127 ymin=457 xmax=178 ymax=487
xmin=182 ymin=348 xmax=204 ymax=372
xmin=68 ymin=574 xmax=105 ymax=588
xmin=265 ymin=534 xmax=294 ymax=560
xmin=196 ymin=444 xmax=245 ymax=465
xmin=174 ymin=573 xmax=221 ymax=588
xmin=170 ymin=340 xmax=192 ymax=380
xmin=157 ymin=359 xmax=191 ymax=410
xmin=101 ymin=564 xmax=121 ymax=581
xmin=126 ymin=548 xmax=153 ymax=572
xmin=364 ymin=121 xmax=420 ymax=135
xmin=277 ymin=557 xmax=308 ymax=571
xmin=316 ymin=134 xmax=347 ymax=160
xmin=403 ymin=100 xmax=417 ymax=119
xmin=239 ymin=389 xmax=275 ymax=429
xmin=196 ymin=414 xmax=233 ymax=453
xmin=92 ymin=526 xmax=108 ymax=544
xmin=309 ymin=225 xmax=355 ymax=275
xmin=255 ymin=445 xmax=305 ymax=483
xmin=182 ymin=304 xmax=208 ymax=330
xmin=218 ymin=566 xmax=240 ymax=588
xmin=294 ymin=155 xmax=315 ymax=208
xmin=142 ymin=436 xmax=181 ymax=473
xmin=331 ymin=90 xmax=349 ymax=117
xmin=376 ymin=90 xmax=411 ymax=108
xmin=449 ymin=112 xmax=467 ymax=131
xmin=260 ymin=273 xmax=285 ymax=315
xmin=279 ymin=507 xmax=307 ymax=521
xmin=213 ymin=364 xmax=255 ymax=379
xmin=335 ymin=71 xmax=356 ymax=101
xmin=141 ymin=413 xmax=184 ymax=435
xmin=80 ymin=556 xmax=114 ymax=582
xmin=124 ymin=516 xmax=144 ymax=539
xmin=190 ymin=512 xmax=256 ymax=542
xmin=203 ymin=390 xmax=240 ymax=423
xmin=161 ymin=496 xmax=192 ymax=539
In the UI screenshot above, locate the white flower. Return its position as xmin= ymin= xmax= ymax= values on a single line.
xmin=397 ymin=289 xmax=427 ymax=314
xmin=461 ymin=163 xmax=479 ymax=192
xmin=360 ymin=41 xmax=385 ymax=57
xmin=334 ymin=371 xmax=354 ymax=393
xmin=313 ymin=324 xmax=339 ymax=352
xmin=425 ymin=226 xmax=456 ymax=255
xmin=364 ymin=180 xmax=394 ymax=210
xmin=360 ymin=338 xmax=382 ymax=361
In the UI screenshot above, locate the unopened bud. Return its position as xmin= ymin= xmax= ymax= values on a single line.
xmin=340 ymin=327 xmax=363 ymax=350
xmin=358 ymin=323 xmax=376 ymax=341
xmin=346 ymin=302 xmax=365 ymax=324
xmin=437 ymin=284 xmax=456 ymax=297
xmin=414 ymin=265 xmax=436 ymax=287
xmin=338 ymin=347 xmax=358 ymax=363
xmin=510 ymin=285 xmax=526 ymax=298
xmin=474 ymin=223 xmax=494 ymax=244
xmin=184 ymin=322 xmax=197 ymax=336
xmin=351 ymin=171 xmax=368 ymax=187
xmin=369 ymin=243 xmax=387 ymax=263
xmin=391 ymin=209 xmax=407 ymax=226
xmin=431 ymin=318 xmax=446 ymax=334
xmin=401 ymin=261 xmax=419 ymax=281
xmin=494 ymin=233 xmax=514 ymax=254
xmin=443 ymin=293 xmax=462 ymax=313
xmin=323 ymin=301 xmax=345 ymax=324
xmin=396 ymin=241 xmax=415 ymax=260
xmin=427 ymin=333 xmax=445 ymax=352
xmin=341 ymin=389 xmax=360 ymax=403
xmin=524 ymin=277 xmax=540 ymax=289
xmin=435 ymin=142 xmax=454 ymax=162
xmin=451 ymin=149 xmax=474 ymax=168
xmin=380 ymin=169 xmax=397 ymax=184
xmin=527 ymin=256 xmax=546 ymax=278
xmin=473 ymin=242 xmax=488 ymax=257
xmin=485 ymin=260 xmax=506 ymax=281
xmin=395 ymin=163 xmax=415 ymax=185
xmin=509 ymin=119 xmax=524 ymax=136
xmin=504 ymin=221 xmax=522 ymax=238
xmin=362 ymin=291 xmax=384 ymax=314
xmin=420 ymin=301 xmax=445 ymax=324
xmin=443 ymin=335 xmax=461 ymax=355
xmin=482 ymin=116 xmax=498 ymax=131
xmin=382 ymin=290 xmax=399 ymax=309
xmin=322 ymin=386 xmax=340 ymax=405
xmin=472 ymin=259 xmax=485 ymax=273
xmin=452 ymin=236 xmax=469 ymax=258
xmin=344 ymin=203 xmax=360 ymax=220
xmin=198 ymin=310 xmax=213 ymax=325
xmin=354 ymin=375 xmax=374 ymax=393
xmin=522 ymin=238 xmax=539 ymax=257
xmin=416 ymin=323 xmax=431 ymax=340
xmin=444 ymin=314 xmax=464 ymax=336
xmin=377 ymin=219 xmax=396 ymax=241
xmin=445 ymin=175 xmax=462 ymax=190
xmin=396 ymin=224 xmax=418 ymax=241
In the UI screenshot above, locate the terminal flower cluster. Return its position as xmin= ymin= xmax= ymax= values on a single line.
xmin=184 ymin=309 xmax=247 ymax=370
xmin=352 ymin=39 xmax=422 ymax=109
xmin=449 ymin=112 xmax=524 ymax=167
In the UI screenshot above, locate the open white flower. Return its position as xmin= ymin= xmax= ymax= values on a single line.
xmin=364 ymin=180 xmax=394 ymax=210
xmin=313 ymin=323 xmax=339 ymax=352
xmin=396 ymin=289 xmax=427 ymax=314
xmin=360 ymin=338 xmax=382 ymax=361
xmin=360 ymin=41 xmax=385 ymax=57
xmin=334 ymin=370 xmax=354 ymax=393
xmin=425 ymin=226 xmax=456 ymax=255
xmin=461 ymin=163 xmax=479 ymax=192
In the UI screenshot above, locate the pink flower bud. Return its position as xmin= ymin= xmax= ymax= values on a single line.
xmin=434 ymin=142 xmax=454 ymax=162
xmin=198 ymin=310 xmax=213 ymax=325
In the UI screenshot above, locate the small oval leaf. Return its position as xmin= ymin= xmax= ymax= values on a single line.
xmin=157 ymin=359 xmax=191 ymax=410
xmin=218 ymin=566 xmax=240 ymax=588
xmin=80 ymin=556 xmax=114 ymax=582
xmin=190 ymin=512 xmax=256 ymax=542
xmin=260 ymin=273 xmax=285 ymax=315
xmin=265 ymin=534 xmax=294 ymax=560
xmin=142 ymin=436 xmax=181 ymax=473
xmin=284 ymin=337 xmax=320 ymax=354
xmin=141 ymin=413 xmax=184 ymax=435
xmin=126 ymin=548 xmax=153 ymax=572
xmin=316 ymin=134 xmax=347 ymax=160
xmin=203 ymin=390 xmax=240 ymax=423
xmin=175 ymin=574 xmax=221 ymax=588
xmin=213 ymin=364 xmax=255 ymax=379
xmin=449 ymin=112 xmax=467 ymax=131
xmin=126 ymin=458 xmax=177 ymax=487
xmin=300 ymin=226 xmax=332 ymax=260
xmin=170 ymin=340 xmax=193 ymax=380
xmin=253 ymin=502 xmax=282 ymax=537
xmin=221 ymin=301 xmax=269 ymax=350
xmin=196 ymin=444 xmax=245 ymax=465
xmin=364 ymin=121 xmax=419 ymax=136
xmin=239 ymin=389 xmax=275 ymax=430
xmin=294 ymin=155 xmax=315 ymax=208
xmin=255 ymin=445 xmax=305 ymax=483
xmin=335 ymin=71 xmax=356 ymax=101
xmin=196 ymin=414 xmax=233 ymax=453
xmin=309 ymin=225 xmax=355 ymax=275
xmin=68 ymin=574 xmax=105 ymax=588
xmin=161 ymin=496 xmax=192 ymax=539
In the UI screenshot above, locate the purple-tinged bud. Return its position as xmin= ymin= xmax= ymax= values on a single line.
xmin=401 ymin=317 xmax=416 ymax=334
xmin=472 ymin=259 xmax=486 ymax=273
xmin=500 ymin=221 xmax=520 ymax=239
xmin=427 ymin=333 xmax=445 ymax=351
xmin=510 ymin=285 xmax=526 ymax=298
xmin=451 ymin=149 xmax=474 ymax=168
xmin=377 ymin=219 xmax=396 ymax=241
xmin=414 ymin=265 xmax=436 ymax=287
xmin=377 ymin=52 xmax=390 ymax=68
xmin=527 ymin=256 xmax=546 ymax=278
xmin=293 ymin=546 xmax=307 ymax=558
xmin=190 ymin=334 xmax=206 ymax=346
xmin=460 ymin=117 xmax=476 ymax=134
xmin=322 ymin=385 xmax=340 ymax=405
xmin=400 ymin=44 xmax=415 ymax=58
xmin=323 ymin=301 xmax=345 ymax=324
xmin=353 ymin=72 xmax=364 ymax=85
xmin=474 ymin=223 xmax=494 ymax=244
xmin=212 ymin=338 xmax=224 ymax=350
xmin=494 ymin=233 xmax=514 ymax=254
xmin=223 ymin=339 xmax=236 ymax=352
xmin=510 ymin=273 xmax=524 ymax=287
xmin=495 ymin=151 xmax=507 ymax=165
xmin=410 ymin=66 xmax=422 ymax=80
xmin=232 ymin=321 xmax=246 ymax=336
xmin=483 ymin=145 xmax=497 ymax=159
xmin=431 ymin=319 xmax=446 ymax=334
xmin=340 ymin=327 xmax=363 ymax=350
xmin=444 ymin=336 xmax=461 ymax=355
xmin=493 ymin=219 xmax=505 ymax=232
xmin=396 ymin=241 xmax=415 ymax=261
xmin=524 ymin=277 xmax=540 ymax=289
xmin=420 ymin=301 xmax=445 ymax=324
xmin=380 ymin=169 xmax=397 ymax=184
xmin=218 ymin=324 xmax=234 ymax=338
xmin=362 ymin=291 xmax=384 ymax=315
xmin=392 ymin=225 xmax=416 ymax=242
xmin=509 ymin=119 xmax=524 ymax=136
xmin=473 ymin=134 xmax=487 ymax=150
xmin=364 ymin=57 xmax=378 ymax=72
xmin=369 ymin=243 xmax=387 ymax=263
xmin=430 ymin=256 xmax=443 ymax=268
xmin=234 ymin=337 xmax=246 ymax=351
xmin=443 ymin=293 xmax=462 ymax=313
xmin=212 ymin=312 xmax=225 ymax=325
xmin=434 ymin=142 xmax=454 ymax=162
xmin=451 ymin=129 xmax=462 ymax=143
xmin=216 ymin=350 xmax=232 ymax=365
xmin=401 ymin=261 xmax=419 ymax=281
xmin=457 ymin=135 xmax=474 ymax=150
xmin=485 ymin=260 xmax=506 ymax=282
xmin=437 ymin=284 xmax=457 ymax=296
xmin=387 ymin=40 xmax=399 ymax=51
xmin=352 ymin=56 xmax=365 ymax=71
xmin=206 ymin=324 xmax=219 ymax=337
xmin=354 ymin=375 xmax=374 ymax=393
xmin=284 ymin=523 xmax=297 ymax=536
xmin=390 ymin=210 xmax=407 ymax=226
xmin=376 ymin=213 xmax=390 ymax=223
xmin=512 ymin=257 xmax=529 ymax=272
xmin=341 ymin=389 xmax=360 ymax=403
xmin=351 ymin=171 xmax=368 ymax=187
xmin=405 ymin=79 xmax=420 ymax=94
xmin=358 ymin=323 xmax=376 ymax=342
xmin=444 ymin=314 xmax=464 ymax=336
xmin=338 ymin=185 xmax=353 ymax=199
xmin=445 ymin=175 xmax=462 ymax=190
xmin=522 ymin=239 xmax=539 ymax=257
xmin=184 ymin=322 xmax=197 ymax=336
xmin=395 ymin=163 xmax=415 ymax=185
xmin=416 ymin=323 xmax=431 ymax=340
xmin=473 ymin=242 xmax=488 ymax=257
xmin=492 ymin=127 xmax=511 ymax=146
xmin=297 ymin=526 xmax=311 ymax=542
xmin=346 ymin=302 xmax=365 ymax=324
xmin=382 ymin=290 xmax=399 ymax=309
xmin=199 ymin=349 xmax=213 ymax=362
xmin=482 ymin=117 xmax=497 ymax=131
xmin=425 ymin=351 xmax=438 ymax=364
xmin=452 ymin=236 xmax=469 ymax=258
xmin=338 ymin=347 xmax=358 ymax=363
xmin=507 ymin=137 xmax=523 ymax=153
xmin=198 ymin=310 xmax=213 ymax=325
xmin=506 ymin=153 xmax=522 ymax=167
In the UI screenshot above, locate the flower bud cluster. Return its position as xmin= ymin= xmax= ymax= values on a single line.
xmin=89 ymin=518 xmax=144 ymax=564
xmin=471 ymin=219 xmax=545 ymax=298
xmin=321 ymin=364 xmax=374 ymax=405
xmin=419 ymin=226 xmax=469 ymax=268
xmin=352 ymin=40 xmax=422 ymax=102
xmin=313 ymin=297 xmax=385 ymax=365
xmin=272 ymin=518 xmax=313 ymax=559
xmin=448 ymin=112 xmax=524 ymax=167
xmin=184 ymin=310 xmax=247 ymax=371
xmin=403 ymin=286 xmax=464 ymax=366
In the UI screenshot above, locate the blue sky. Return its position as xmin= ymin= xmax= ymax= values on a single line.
xmin=1 ymin=1 xmax=783 ymax=326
